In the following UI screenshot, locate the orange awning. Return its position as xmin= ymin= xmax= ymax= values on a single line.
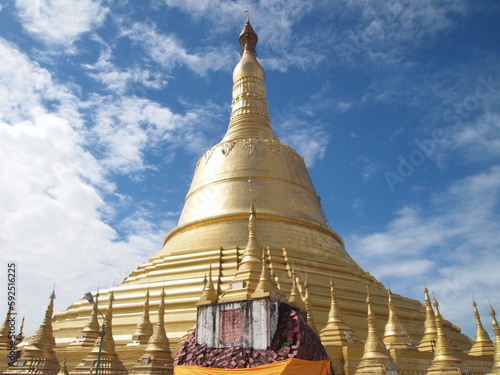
xmin=174 ymin=358 xmax=331 ymax=375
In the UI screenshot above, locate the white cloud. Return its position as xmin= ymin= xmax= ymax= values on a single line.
xmin=437 ymin=112 xmax=500 ymax=165
xmin=88 ymin=95 xmax=222 ymax=174
xmin=123 ymin=22 xmax=235 ymax=76
xmin=14 ymin=0 xmax=109 ymax=46
xmin=0 ymin=39 xmax=80 ymax=126
xmin=0 ymin=37 xmax=171 ymax=336
xmin=83 ymin=40 xmax=169 ymax=94
xmin=347 ymin=165 xmax=500 ymax=337
xmin=334 ymin=0 xmax=468 ymax=64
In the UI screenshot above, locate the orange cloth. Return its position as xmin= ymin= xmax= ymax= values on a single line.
xmin=174 ymin=358 xmax=331 ymax=375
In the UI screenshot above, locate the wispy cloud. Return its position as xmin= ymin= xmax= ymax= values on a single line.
xmin=0 ymin=35 xmax=192 ymax=336
xmin=347 ymin=165 xmax=500 ymax=336
xmin=272 ymin=103 xmax=330 ymax=167
xmin=88 ymin=95 xmax=224 ymax=174
xmin=332 ymin=0 xmax=468 ymax=65
xmin=122 ymin=22 xmax=235 ymax=76
xmin=83 ymin=37 xmax=168 ymax=94
xmin=14 ymin=0 xmax=109 ymax=46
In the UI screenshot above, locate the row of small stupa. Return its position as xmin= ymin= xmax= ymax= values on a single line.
xmin=1 ymin=241 xmax=500 ymax=375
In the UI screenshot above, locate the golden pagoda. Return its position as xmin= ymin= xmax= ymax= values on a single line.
xmin=383 ymin=289 xmax=416 ymax=350
xmin=418 ymin=288 xmax=438 ymax=352
xmin=4 ymin=289 xmax=60 ymax=375
xmin=196 ymin=265 xmax=218 ymax=306
xmin=487 ymin=304 xmax=500 ymax=375
xmin=354 ymin=288 xmax=399 ymax=375
xmin=0 ymin=309 xmax=12 ymax=351
xmin=320 ymin=276 xmax=361 ymax=347
xmin=127 ymin=290 xmax=153 ymax=346
xmin=426 ymin=297 xmax=464 ymax=375
xmin=69 ymin=290 xmax=127 ymax=375
xmin=469 ymin=299 xmax=495 ymax=356
xmin=129 ymin=286 xmax=173 ymax=375
xmin=35 ymin=16 xmax=488 ymax=374
xmin=0 ymin=309 xmax=14 ymax=371
xmin=68 ymin=291 xmax=99 ymax=347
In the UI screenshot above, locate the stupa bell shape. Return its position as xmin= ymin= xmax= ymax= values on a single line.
xmin=383 ymin=289 xmax=416 ymax=350
xmin=4 ymin=289 xmax=60 ymax=375
xmin=468 ymin=299 xmax=494 ymax=356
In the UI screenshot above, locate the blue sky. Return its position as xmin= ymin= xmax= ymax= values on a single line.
xmin=1 ymin=0 xmax=500 ymax=340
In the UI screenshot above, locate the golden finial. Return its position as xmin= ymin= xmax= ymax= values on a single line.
xmin=15 ymin=315 xmax=25 ymax=344
xmin=490 ymin=302 xmax=499 ymax=333
xmin=239 ymin=10 xmax=258 ymax=54
xmin=245 ymin=198 xmax=259 ymax=253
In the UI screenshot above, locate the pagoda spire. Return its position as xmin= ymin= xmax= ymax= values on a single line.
xmin=0 ymin=308 xmax=12 ymax=351
xmin=70 ymin=290 xmax=100 ymax=347
xmin=320 ymin=276 xmax=361 ymax=347
xmin=468 ymin=299 xmax=494 ymax=356
xmin=5 ymin=288 xmax=60 ymax=374
xmin=219 ymin=200 xmax=264 ymax=302
xmin=197 ymin=264 xmax=218 ymax=305
xmin=221 ymin=18 xmax=277 ymax=142
xmin=288 ymin=268 xmax=306 ymax=311
xmin=355 ymin=287 xmax=399 ymax=375
xmin=486 ymin=304 xmax=500 ymax=375
xmin=383 ymin=289 xmax=416 ymax=350
xmin=426 ymin=296 xmax=464 ymax=375
xmin=130 ymin=285 xmax=173 ymax=374
xmin=303 ymin=272 xmax=318 ymax=333
xmin=128 ymin=289 xmax=153 ymax=345
xmin=15 ymin=316 xmax=25 ymax=345
xmin=70 ymin=290 xmax=127 ymax=375
xmin=418 ymin=287 xmax=438 ymax=352
xmin=251 ymin=247 xmax=286 ymax=300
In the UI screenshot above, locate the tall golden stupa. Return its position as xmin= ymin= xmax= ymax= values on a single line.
xmin=2 ymin=18 xmax=497 ymax=375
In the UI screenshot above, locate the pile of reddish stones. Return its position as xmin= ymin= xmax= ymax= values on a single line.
xmin=174 ymin=305 xmax=329 ymax=369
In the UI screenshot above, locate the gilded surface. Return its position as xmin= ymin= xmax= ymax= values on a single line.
xmin=41 ymin=18 xmax=484 ymax=374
